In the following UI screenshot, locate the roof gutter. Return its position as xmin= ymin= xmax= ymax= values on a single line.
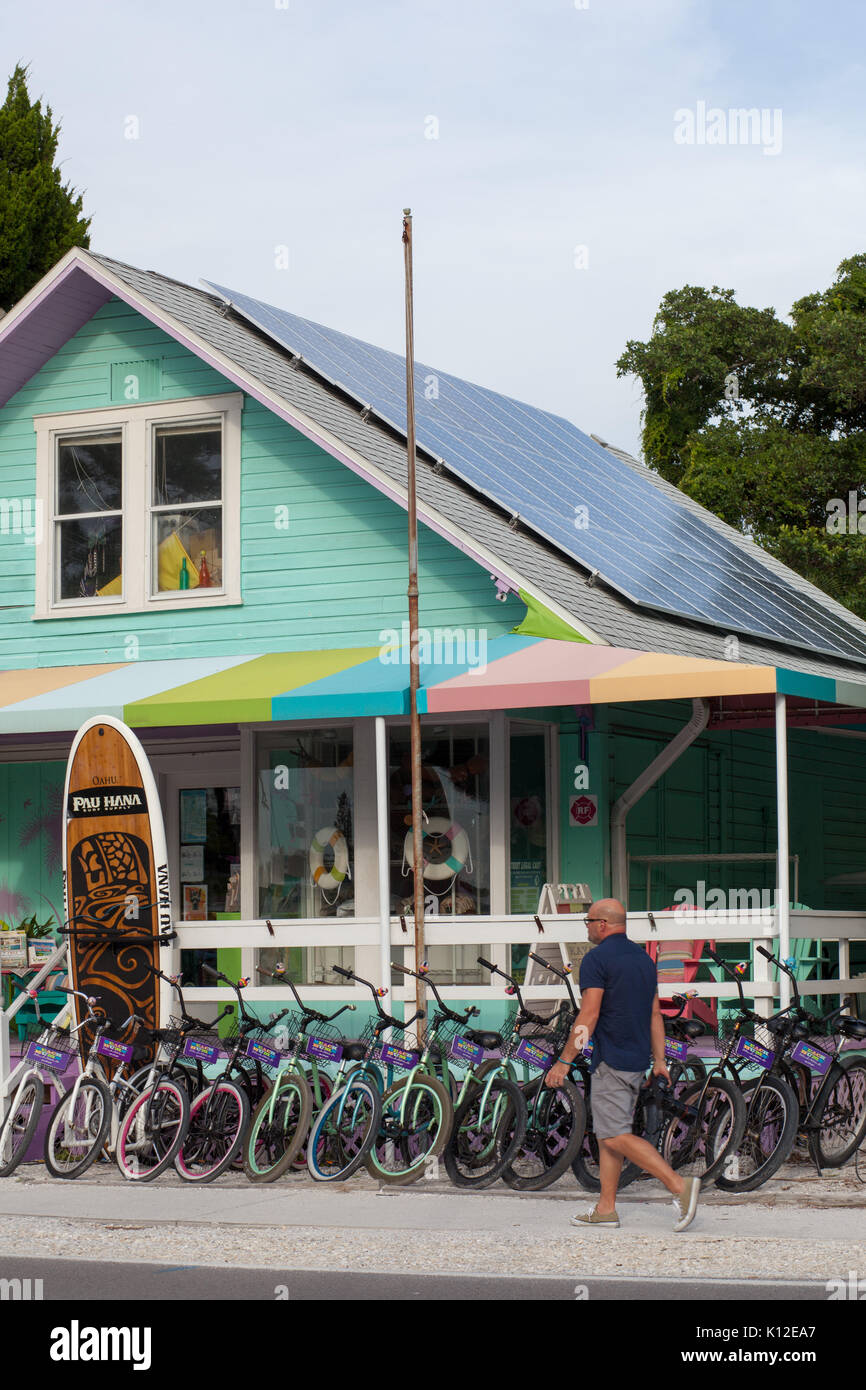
xmin=610 ymin=697 xmax=711 ymax=907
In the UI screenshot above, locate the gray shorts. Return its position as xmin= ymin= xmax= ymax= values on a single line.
xmin=592 ymin=1061 xmax=645 ymax=1140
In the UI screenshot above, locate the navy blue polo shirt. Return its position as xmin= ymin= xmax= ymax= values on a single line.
xmin=579 ymin=933 xmax=657 ymax=1073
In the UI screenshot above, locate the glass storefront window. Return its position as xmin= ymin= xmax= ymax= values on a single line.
xmin=509 ymin=726 xmax=549 ymax=982
xmin=389 ymin=722 xmax=489 ymax=985
xmin=256 ymin=730 xmax=354 ymax=984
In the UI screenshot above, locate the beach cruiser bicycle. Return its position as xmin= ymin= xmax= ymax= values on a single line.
xmin=711 ymin=946 xmax=866 ymax=1190
xmin=0 ymin=987 xmax=93 ymax=1177
xmin=473 ymin=956 xmax=585 ymax=1190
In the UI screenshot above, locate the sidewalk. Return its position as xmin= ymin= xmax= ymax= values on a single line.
xmin=3 ymin=1162 xmax=866 ymax=1283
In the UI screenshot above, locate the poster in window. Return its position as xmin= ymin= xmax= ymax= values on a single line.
xmin=183 ymin=884 xmax=208 ymax=920
xmin=180 ymin=844 xmax=205 ymax=882
xmin=180 ymin=789 xmax=208 ymax=844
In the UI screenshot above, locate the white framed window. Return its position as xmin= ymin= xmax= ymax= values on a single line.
xmin=33 ymin=393 xmax=242 ymax=618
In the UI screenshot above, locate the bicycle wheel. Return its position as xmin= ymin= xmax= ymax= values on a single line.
xmin=244 ymin=1074 xmax=313 ymax=1183
xmin=293 ymin=1071 xmax=333 ymax=1170
xmin=809 ymin=1058 xmax=866 ymax=1168
xmin=0 ymin=1076 xmax=44 ymax=1177
xmin=443 ymin=1076 xmax=527 ymax=1189
xmin=44 ymin=1078 xmax=111 ymax=1179
xmin=116 ymin=1080 xmax=190 ymax=1181
xmin=502 ymin=1075 xmax=585 ymax=1191
xmin=364 ymin=1074 xmax=453 ymax=1186
xmin=569 ymin=1073 xmax=641 ymax=1192
xmin=669 ymin=1053 xmax=707 ymax=1086
xmin=306 ymin=1078 xmax=382 ymax=1182
xmin=175 ymin=1081 xmax=250 ymax=1183
xmin=660 ymin=1076 xmax=745 ymax=1183
xmin=715 ymin=1075 xmax=798 ymax=1192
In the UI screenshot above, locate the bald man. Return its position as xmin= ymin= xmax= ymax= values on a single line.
xmin=545 ymin=898 xmax=700 ymax=1232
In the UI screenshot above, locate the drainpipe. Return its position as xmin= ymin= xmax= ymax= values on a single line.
xmin=610 ymin=698 xmax=711 ymax=907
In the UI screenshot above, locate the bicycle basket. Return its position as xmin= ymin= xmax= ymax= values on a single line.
xmin=715 ymin=1016 xmax=776 ymax=1058
xmin=25 ymin=1023 xmax=77 ymax=1057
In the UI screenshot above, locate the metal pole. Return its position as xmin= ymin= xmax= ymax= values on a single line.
xmin=775 ymin=693 xmax=791 ymax=1008
xmin=403 ymin=208 xmax=426 ymax=1039
xmin=375 ymin=717 xmax=392 ymax=1004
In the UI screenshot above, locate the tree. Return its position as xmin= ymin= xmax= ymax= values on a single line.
xmin=617 ymin=256 xmax=866 ymax=618
xmin=0 ymin=63 xmax=91 ymax=311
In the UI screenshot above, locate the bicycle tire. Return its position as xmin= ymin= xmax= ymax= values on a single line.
xmin=569 ymin=1069 xmax=642 ymax=1192
xmin=244 ymin=1074 xmax=313 ymax=1183
xmin=364 ymin=1073 xmax=453 ymax=1185
xmin=175 ymin=1081 xmax=250 ymax=1183
xmin=0 ymin=1076 xmax=44 ymax=1177
xmin=443 ymin=1076 xmax=527 ymax=1189
xmin=44 ymin=1078 xmax=111 ymax=1179
xmin=501 ymin=1075 xmax=586 ymax=1191
xmin=715 ymin=1074 xmax=798 ymax=1191
xmin=809 ymin=1057 xmax=866 ymax=1169
xmin=669 ymin=1053 xmax=707 ymax=1086
xmin=293 ymin=1071 xmax=333 ymax=1170
xmin=306 ymin=1078 xmax=382 ymax=1182
xmin=660 ymin=1075 xmax=745 ymax=1183
xmin=115 ymin=1079 xmax=190 ymax=1181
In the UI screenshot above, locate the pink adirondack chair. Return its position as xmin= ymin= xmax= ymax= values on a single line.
xmin=646 ymin=933 xmax=717 ymax=1029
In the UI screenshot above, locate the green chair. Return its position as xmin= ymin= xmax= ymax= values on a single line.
xmin=8 ymin=974 xmax=67 ymax=1039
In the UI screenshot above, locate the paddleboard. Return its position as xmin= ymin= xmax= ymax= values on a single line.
xmin=62 ymin=716 xmax=172 ymax=1064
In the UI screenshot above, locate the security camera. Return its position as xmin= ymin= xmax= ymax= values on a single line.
xmin=496 ymin=589 xmax=508 ymax=602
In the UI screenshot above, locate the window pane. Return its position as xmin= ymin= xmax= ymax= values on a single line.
xmin=57 ymin=435 xmax=122 ymax=515
xmin=153 ymin=507 xmax=222 ymax=592
xmin=56 ymin=515 xmax=123 ymax=600
xmin=388 ymin=723 xmax=490 ymax=986
xmin=153 ymin=425 xmax=221 ymax=505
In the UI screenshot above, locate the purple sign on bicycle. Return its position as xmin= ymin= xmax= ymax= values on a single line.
xmin=514 ymin=1038 xmax=554 ymax=1071
xmin=450 ymin=1035 xmax=484 ymax=1066
xmin=306 ymin=1036 xmax=343 ymax=1064
xmin=96 ymin=1037 xmax=133 ymax=1064
xmin=182 ymin=1037 xmax=219 ymax=1064
xmin=245 ymin=1038 xmax=280 ymax=1067
xmin=790 ymin=1040 xmax=833 ymax=1074
xmin=733 ymin=1036 xmax=774 ymax=1070
xmin=380 ymin=1042 xmax=419 ymax=1070
xmin=664 ymin=1038 xmax=688 ymax=1063
xmin=26 ymin=1041 xmax=67 ymax=1072
xmin=582 ymin=1038 xmax=594 ymax=1059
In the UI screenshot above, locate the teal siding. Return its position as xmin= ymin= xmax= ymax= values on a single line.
xmin=0 ymin=761 xmax=66 ymax=932
xmin=0 ymin=298 xmax=521 ymax=668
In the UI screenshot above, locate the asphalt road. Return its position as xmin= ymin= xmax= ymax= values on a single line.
xmin=0 ymin=1256 xmax=836 ymax=1301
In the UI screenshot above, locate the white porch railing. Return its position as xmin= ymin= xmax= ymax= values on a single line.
xmin=0 ymin=941 xmax=71 ymax=1103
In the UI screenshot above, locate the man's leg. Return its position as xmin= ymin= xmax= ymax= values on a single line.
xmin=604 ymin=1131 xmax=685 ymax=1197
xmin=597 ymin=1139 xmax=624 ymax=1215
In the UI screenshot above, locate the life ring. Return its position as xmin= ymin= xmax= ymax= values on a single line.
xmin=403 ymin=817 xmax=470 ymax=882
xmin=309 ymin=827 xmax=350 ymax=892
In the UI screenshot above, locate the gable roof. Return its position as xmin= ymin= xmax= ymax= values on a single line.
xmin=3 ymin=248 xmax=866 ymax=689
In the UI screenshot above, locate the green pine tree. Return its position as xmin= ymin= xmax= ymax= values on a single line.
xmin=0 ymin=63 xmax=91 ymax=311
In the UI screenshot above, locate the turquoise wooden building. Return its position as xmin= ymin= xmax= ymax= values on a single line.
xmin=2 ymin=248 xmax=866 ymax=1031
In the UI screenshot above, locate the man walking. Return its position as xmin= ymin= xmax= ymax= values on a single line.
xmin=544 ymin=898 xmax=700 ymax=1231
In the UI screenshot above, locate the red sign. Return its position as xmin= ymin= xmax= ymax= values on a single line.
xmin=569 ymin=795 xmax=597 ymax=827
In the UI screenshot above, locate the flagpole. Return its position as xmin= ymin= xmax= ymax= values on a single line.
xmin=402 ymin=208 xmax=426 ymax=1039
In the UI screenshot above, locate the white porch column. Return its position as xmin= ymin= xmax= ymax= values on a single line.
xmin=375 ymin=718 xmax=393 ymax=1008
xmin=775 ymin=693 xmax=791 ymax=1008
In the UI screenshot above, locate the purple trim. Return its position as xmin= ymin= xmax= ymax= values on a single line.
xmin=0 ymin=263 xmax=112 ymax=407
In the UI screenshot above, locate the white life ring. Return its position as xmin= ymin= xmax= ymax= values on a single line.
xmin=309 ymin=827 xmax=350 ymax=892
xmin=403 ymin=817 xmax=470 ymax=882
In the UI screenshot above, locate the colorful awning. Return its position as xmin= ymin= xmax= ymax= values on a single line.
xmin=0 ymin=639 xmax=863 ymax=735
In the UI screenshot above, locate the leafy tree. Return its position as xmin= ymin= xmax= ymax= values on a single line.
xmin=0 ymin=63 xmax=91 ymax=311
xmin=617 ymin=256 xmax=866 ymax=618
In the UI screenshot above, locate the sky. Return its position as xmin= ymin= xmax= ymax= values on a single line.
xmin=4 ymin=0 xmax=865 ymax=456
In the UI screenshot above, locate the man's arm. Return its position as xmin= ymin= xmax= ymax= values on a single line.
xmin=544 ymin=988 xmax=603 ymax=1087
xmin=650 ymin=994 xmax=670 ymax=1079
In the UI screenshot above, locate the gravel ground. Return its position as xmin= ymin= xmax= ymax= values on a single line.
xmin=3 ymin=1158 xmax=866 ymax=1283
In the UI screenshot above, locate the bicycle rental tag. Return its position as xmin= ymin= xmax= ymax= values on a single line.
xmin=95 ymin=1037 xmax=134 ymax=1064
xmin=790 ymin=1040 xmax=833 ymax=1074
xmin=381 ymin=1042 xmax=419 ymax=1070
xmin=25 ymin=1041 xmax=67 ymax=1071
xmin=582 ymin=1038 xmax=594 ymax=1059
xmin=306 ymin=1036 xmax=343 ymax=1064
xmin=664 ymin=1038 xmax=689 ymax=1063
xmin=245 ymin=1038 xmax=280 ymax=1067
xmin=733 ymin=1036 xmax=775 ymax=1070
xmin=182 ymin=1038 xmax=220 ymax=1064
xmin=514 ymin=1038 xmax=554 ymax=1071
xmin=450 ymin=1035 xmax=484 ymax=1066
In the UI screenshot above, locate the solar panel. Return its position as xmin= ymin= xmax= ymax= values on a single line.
xmin=202 ymin=279 xmax=866 ymax=664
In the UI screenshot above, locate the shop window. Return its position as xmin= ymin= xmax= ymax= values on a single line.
xmin=389 ymin=722 xmax=490 ymax=986
xmin=256 ymin=730 xmax=355 ymax=985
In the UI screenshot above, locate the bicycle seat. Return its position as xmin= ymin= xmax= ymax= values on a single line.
xmin=677 ymin=1020 xmax=706 ymax=1040
xmin=341 ymin=1040 xmax=368 ymax=1062
xmin=841 ymin=1018 xmax=866 ymax=1041
xmin=790 ymin=1020 xmax=811 ymax=1042
xmin=465 ymin=1030 xmax=502 ymax=1051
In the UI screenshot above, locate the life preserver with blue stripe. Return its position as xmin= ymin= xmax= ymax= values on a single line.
xmin=403 ymin=817 xmax=470 ymax=882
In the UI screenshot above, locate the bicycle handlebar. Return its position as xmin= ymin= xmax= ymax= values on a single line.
xmin=391 ymin=961 xmax=479 ymax=1026
xmin=527 ymin=951 xmax=579 ymax=1010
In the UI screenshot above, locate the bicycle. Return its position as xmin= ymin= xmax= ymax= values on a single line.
xmin=0 ymin=1000 xmax=81 ymax=1177
xmin=306 ymin=965 xmax=426 ymax=1182
xmin=243 ymin=963 xmax=358 ymax=1183
xmin=474 ymin=955 xmax=585 ymax=1190
xmin=42 ymin=992 xmax=157 ymax=1179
